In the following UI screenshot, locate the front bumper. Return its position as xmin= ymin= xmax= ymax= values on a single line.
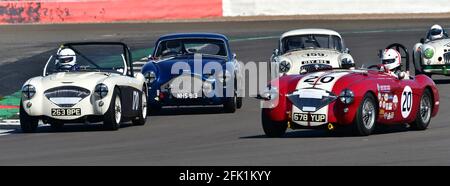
xmin=22 ymin=94 xmax=109 ymax=120
xmin=422 ymin=65 xmax=450 ymax=75
xmin=147 ymin=74 xmax=234 ymax=106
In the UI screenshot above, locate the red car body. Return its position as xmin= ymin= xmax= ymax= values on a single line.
xmin=261 ymin=68 xmax=439 ymax=136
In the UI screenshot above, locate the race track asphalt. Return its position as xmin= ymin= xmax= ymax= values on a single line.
xmin=0 ymin=19 xmax=450 ymax=165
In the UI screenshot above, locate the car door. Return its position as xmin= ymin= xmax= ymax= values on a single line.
xmin=375 ymin=72 xmax=403 ymax=124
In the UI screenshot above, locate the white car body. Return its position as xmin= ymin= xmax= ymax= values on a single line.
xmin=22 ymin=72 xmax=146 ymax=120
xmin=413 ymin=37 xmax=450 ymax=75
xmin=271 ymin=29 xmax=354 ymax=76
xmin=20 ymin=42 xmax=148 ymax=132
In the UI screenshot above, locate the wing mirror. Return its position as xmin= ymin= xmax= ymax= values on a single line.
xmin=232 ymin=53 xmax=237 ymax=60
xmin=273 ymin=49 xmax=279 ymax=56
xmin=420 ymin=38 xmax=425 ymax=44
xmin=344 ymin=48 xmax=350 ymax=54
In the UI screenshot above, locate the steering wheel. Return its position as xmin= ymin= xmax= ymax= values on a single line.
xmin=385 ymin=43 xmax=409 ymax=72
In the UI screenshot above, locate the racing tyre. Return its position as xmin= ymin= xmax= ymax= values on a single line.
xmin=235 ymin=77 xmax=243 ymax=109
xmin=236 ymin=96 xmax=243 ymax=109
xmin=224 ymin=94 xmax=237 ymax=113
xmin=261 ymin=111 xmax=287 ymax=137
xmin=103 ymin=88 xmax=121 ymax=131
xmin=410 ymin=89 xmax=432 ymax=130
xmin=19 ymin=101 xmax=39 ymax=133
xmin=413 ymin=52 xmax=423 ymax=75
xmin=132 ymin=89 xmax=148 ymax=126
xmin=353 ymin=93 xmax=377 ymax=136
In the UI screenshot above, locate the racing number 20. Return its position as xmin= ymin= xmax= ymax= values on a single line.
xmin=304 ymin=76 xmax=335 ymax=84
xmin=402 ymin=91 xmax=412 ymax=112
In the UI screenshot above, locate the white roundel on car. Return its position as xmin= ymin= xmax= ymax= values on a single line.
xmin=401 ymin=86 xmax=413 ymax=118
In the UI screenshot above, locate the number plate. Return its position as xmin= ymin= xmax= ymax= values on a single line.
xmin=175 ymin=93 xmax=199 ymax=99
xmin=51 ymin=108 xmax=81 ymax=116
xmin=293 ymin=113 xmax=326 ymax=122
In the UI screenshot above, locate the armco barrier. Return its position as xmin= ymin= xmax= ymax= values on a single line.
xmin=0 ymin=0 xmax=222 ymax=24
xmin=223 ymin=0 xmax=450 ymax=16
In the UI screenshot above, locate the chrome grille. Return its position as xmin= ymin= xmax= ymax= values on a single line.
xmin=44 ymin=86 xmax=90 ymax=107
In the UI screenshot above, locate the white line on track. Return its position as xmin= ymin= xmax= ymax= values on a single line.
xmin=0 ymin=129 xmax=14 ymax=136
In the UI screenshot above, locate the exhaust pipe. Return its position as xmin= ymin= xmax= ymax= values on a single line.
xmin=327 ymin=123 xmax=335 ymax=131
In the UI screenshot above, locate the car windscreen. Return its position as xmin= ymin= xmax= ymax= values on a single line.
xmin=281 ymin=34 xmax=342 ymax=53
xmin=45 ymin=44 xmax=127 ymax=75
xmin=154 ymin=38 xmax=228 ymax=58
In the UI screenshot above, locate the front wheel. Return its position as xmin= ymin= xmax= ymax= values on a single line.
xmin=353 ymin=93 xmax=377 ymax=136
xmin=236 ymin=97 xmax=243 ymax=109
xmin=410 ymin=89 xmax=432 ymax=130
xmin=132 ymin=89 xmax=148 ymax=126
xmin=103 ymin=88 xmax=122 ymax=131
xmin=223 ymin=95 xmax=237 ymax=113
xmin=19 ymin=101 xmax=39 ymax=133
xmin=261 ymin=111 xmax=287 ymax=137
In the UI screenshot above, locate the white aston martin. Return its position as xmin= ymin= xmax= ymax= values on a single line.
xmin=20 ymin=42 xmax=148 ymax=132
xmin=270 ymin=29 xmax=355 ymax=77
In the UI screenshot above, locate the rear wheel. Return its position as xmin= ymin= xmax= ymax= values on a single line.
xmin=132 ymin=89 xmax=148 ymax=126
xmin=410 ymin=89 xmax=432 ymax=130
xmin=261 ymin=111 xmax=287 ymax=137
xmin=353 ymin=93 xmax=377 ymax=136
xmin=103 ymin=88 xmax=121 ymax=131
xmin=19 ymin=101 xmax=39 ymax=133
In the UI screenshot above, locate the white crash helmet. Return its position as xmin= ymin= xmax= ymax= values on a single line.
xmin=381 ymin=49 xmax=401 ymax=71
xmin=429 ymin=24 xmax=444 ymax=40
xmin=57 ymin=48 xmax=77 ymax=67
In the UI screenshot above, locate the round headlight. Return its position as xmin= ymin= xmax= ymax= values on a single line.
xmin=218 ymin=70 xmax=232 ymax=83
xmin=22 ymin=84 xmax=36 ymax=99
xmin=262 ymin=86 xmax=278 ymax=100
xmin=423 ymin=47 xmax=434 ymax=59
xmin=95 ymin=84 xmax=108 ymax=99
xmin=341 ymin=58 xmax=355 ymax=69
xmin=339 ymin=89 xmax=354 ymax=104
xmin=279 ymin=60 xmax=291 ymax=73
xmin=144 ymin=71 xmax=157 ymax=84
xmin=202 ymin=81 xmax=214 ymax=95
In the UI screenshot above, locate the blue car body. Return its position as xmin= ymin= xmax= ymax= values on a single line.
xmin=141 ymin=33 xmax=242 ymax=112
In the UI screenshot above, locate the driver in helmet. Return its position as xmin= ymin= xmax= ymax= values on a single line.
xmin=380 ymin=49 xmax=402 ymax=77
xmin=427 ymin=24 xmax=448 ymax=41
xmin=56 ymin=48 xmax=79 ymax=71
xmin=162 ymin=40 xmax=183 ymax=56
xmin=286 ymin=37 xmax=304 ymax=51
